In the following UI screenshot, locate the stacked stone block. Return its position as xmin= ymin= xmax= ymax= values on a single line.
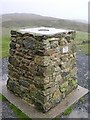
xmin=7 ymin=27 xmax=78 ymax=112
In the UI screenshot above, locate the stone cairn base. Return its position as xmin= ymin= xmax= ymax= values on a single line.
xmin=7 ymin=27 xmax=78 ymax=112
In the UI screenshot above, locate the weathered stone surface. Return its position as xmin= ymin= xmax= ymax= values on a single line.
xmin=7 ymin=79 xmax=21 ymax=96
xmin=55 ymin=74 xmax=63 ymax=84
xmin=8 ymin=70 xmax=20 ymax=80
xmin=23 ymin=37 xmax=35 ymax=49
xmin=9 ymin=56 xmax=20 ymax=67
xmin=11 ymin=30 xmax=17 ymax=35
xmin=19 ymin=80 xmax=29 ymax=87
xmin=52 ymin=89 xmax=61 ymax=100
xmin=10 ymin=42 xmax=16 ymax=49
xmin=7 ymin=27 xmax=77 ymax=113
xmin=9 ymin=49 xmax=15 ymax=55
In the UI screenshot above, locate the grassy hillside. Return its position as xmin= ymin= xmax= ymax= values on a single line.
xmin=2 ymin=13 xmax=88 ymax=32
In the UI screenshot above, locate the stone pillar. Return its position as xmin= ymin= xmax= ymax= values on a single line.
xmin=7 ymin=27 xmax=78 ymax=112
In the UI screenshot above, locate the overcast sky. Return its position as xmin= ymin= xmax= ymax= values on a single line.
xmin=0 ymin=0 xmax=89 ymax=21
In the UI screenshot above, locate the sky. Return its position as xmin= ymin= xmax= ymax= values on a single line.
xmin=0 ymin=0 xmax=89 ymax=21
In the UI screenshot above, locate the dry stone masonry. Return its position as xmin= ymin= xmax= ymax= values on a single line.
xmin=7 ymin=27 xmax=78 ymax=112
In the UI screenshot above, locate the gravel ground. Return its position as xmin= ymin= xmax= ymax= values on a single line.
xmin=1 ymin=52 xmax=89 ymax=118
xmin=2 ymin=101 xmax=16 ymax=118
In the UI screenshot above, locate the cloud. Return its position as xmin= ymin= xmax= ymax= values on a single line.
xmin=1 ymin=0 xmax=88 ymax=20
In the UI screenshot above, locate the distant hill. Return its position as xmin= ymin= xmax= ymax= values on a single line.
xmin=2 ymin=13 xmax=88 ymax=32
xmin=72 ymin=19 xmax=88 ymax=24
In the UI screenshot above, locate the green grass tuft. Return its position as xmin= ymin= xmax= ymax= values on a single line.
xmin=0 ymin=93 xmax=7 ymax=101
xmin=79 ymin=97 xmax=84 ymax=104
xmin=0 ymin=93 xmax=2 ymax=100
xmin=63 ymin=106 xmax=73 ymax=116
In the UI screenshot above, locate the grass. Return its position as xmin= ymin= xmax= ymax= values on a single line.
xmin=75 ymin=31 xmax=88 ymax=44
xmin=0 ymin=93 xmax=30 ymax=119
xmin=2 ymin=35 xmax=10 ymax=58
xmin=63 ymin=106 xmax=73 ymax=116
xmin=77 ymin=43 xmax=90 ymax=55
xmin=0 ymin=93 xmax=2 ymax=100
xmin=79 ymin=97 xmax=84 ymax=104
xmin=0 ymin=93 xmax=7 ymax=101
xmin=75 ymin=31 xmax=90 ymax=55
